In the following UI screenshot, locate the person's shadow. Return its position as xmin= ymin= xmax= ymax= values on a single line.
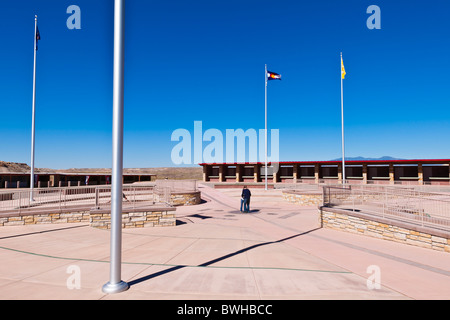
xmin=231 ymin=209 xmax=260 ymax=214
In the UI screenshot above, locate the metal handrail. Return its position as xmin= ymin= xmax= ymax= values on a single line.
xmin=322 ymin=184 xmax=450 ymax=231
xmin=0 ymin=179 xmax=199 ymax=214
xmin=0 ymin=185 xmax=157 ymax=214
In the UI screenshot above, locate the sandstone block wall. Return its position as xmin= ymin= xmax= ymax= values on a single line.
xmin=319 ymin=207 xmax=450 ymax=252
xmin=0 ymin=208 xmax=176 ymax=229
xmin=171 ymin=191 xmax=201 ymax=206
xmin=0 ymin=211 xmax=91 ymax=227
xmin=90 ymin=209 xmax=176 ymax=229
xmin=282 ymin=191 xmax=322 ymax=206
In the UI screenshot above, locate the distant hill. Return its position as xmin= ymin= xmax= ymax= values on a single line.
xmin=0 ymin=161 xmax=30 ymax=173
xmin=0 ymin=161 xmax=203 ymax=180
xmin=57 ymin=167 xmax=203 ymax=180
xmin=330 ymin=156 xmax=404 ymax=161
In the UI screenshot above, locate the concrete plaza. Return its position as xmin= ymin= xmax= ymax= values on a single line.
xmin=0 ymin=184 xmax=449 ymax=300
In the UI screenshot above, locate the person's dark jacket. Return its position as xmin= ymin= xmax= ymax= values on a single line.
xmin=241 ymin=188 xmax=251 ymax=200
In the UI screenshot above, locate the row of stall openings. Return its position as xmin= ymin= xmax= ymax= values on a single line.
xmin=202 ymin=161 xmax=450 ymax=185
xmin=0 ymin=173 xmax=156 ymax=189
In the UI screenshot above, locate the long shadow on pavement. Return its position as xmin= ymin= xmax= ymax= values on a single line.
xmin=128 ymin=227 xmax=321 ymax=287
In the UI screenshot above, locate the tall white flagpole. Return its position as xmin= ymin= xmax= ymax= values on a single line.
xmin=30 ymin=15 xmax=38 ymax=202
xmin=341 ymin=52 xmax=346 ymax=185
xmin=264 ymin=64 xmax=268 ymax=191
xmin=102 ymin=0 xmax=129 ymax=294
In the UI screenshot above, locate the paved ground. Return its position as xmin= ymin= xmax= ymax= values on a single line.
xmin=0 ymin=184 xmax=449 ymax=300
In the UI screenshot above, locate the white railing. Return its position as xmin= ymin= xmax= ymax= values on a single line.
xmin=322 ymin=184 xmax=450 ymax=231
xmin=0 ymin=185 xmax=163 ymax=214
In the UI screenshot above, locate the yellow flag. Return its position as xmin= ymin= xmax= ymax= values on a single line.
xmin=341 ymin=57 xmax=346 ymax=79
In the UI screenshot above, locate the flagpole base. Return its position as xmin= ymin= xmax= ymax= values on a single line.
xmin=102 ymin=281 xmax=129 ymax=294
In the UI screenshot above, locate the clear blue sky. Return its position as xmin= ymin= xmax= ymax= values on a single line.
xmin=1 ymin=0 xmax=450 ymax=169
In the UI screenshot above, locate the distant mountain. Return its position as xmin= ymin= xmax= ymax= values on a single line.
xmin=330 ymin=156 xmax=404 ymax=161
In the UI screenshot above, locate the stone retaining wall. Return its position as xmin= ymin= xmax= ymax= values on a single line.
xmin=0 ymin=210 xmax=91 ymax=227
xmin=90 ymin=208 xmax=176 ymax=229
xmin=0 ymin=207 xmax=176 ymax=229
xmin=282 ymin=191 xmax=322 ymax=206
xmin=319 ymin=207 xmax=450 ymax=252
xmin=153 ymin=191 xmax=202 ymax=206
xmin=171 ymin=191 xmax=201 ymax=206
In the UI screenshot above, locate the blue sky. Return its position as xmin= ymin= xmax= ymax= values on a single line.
xmin=1 ymin=0 xmax=450 ymax=169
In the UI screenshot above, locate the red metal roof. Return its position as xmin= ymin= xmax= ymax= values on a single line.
xmin=199 ymin=159 xmax=450 ymax=166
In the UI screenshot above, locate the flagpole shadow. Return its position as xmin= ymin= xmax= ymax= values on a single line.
xmin=127 ymin=227 xmax=321 ymax=287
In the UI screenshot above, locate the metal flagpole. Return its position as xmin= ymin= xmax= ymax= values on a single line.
xmin=30 ymin=15 xmax=38 ymax=203
xmin=102 ymin=0 xmax=129 ymax=294
xmin=264 ymin=64 xmax=268 ymax=191
xmin=341 ymin=52 xmax=346 ymax=185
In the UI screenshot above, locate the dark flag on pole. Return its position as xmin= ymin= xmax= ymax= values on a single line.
xmin=35 ymin=26 xmax=40 ymax=50
xmin=267 ymin=71 xmax=281 ymax=81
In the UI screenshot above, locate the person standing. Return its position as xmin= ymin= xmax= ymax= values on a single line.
xmin=241 ymin=186 xmax=251 ymax=213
